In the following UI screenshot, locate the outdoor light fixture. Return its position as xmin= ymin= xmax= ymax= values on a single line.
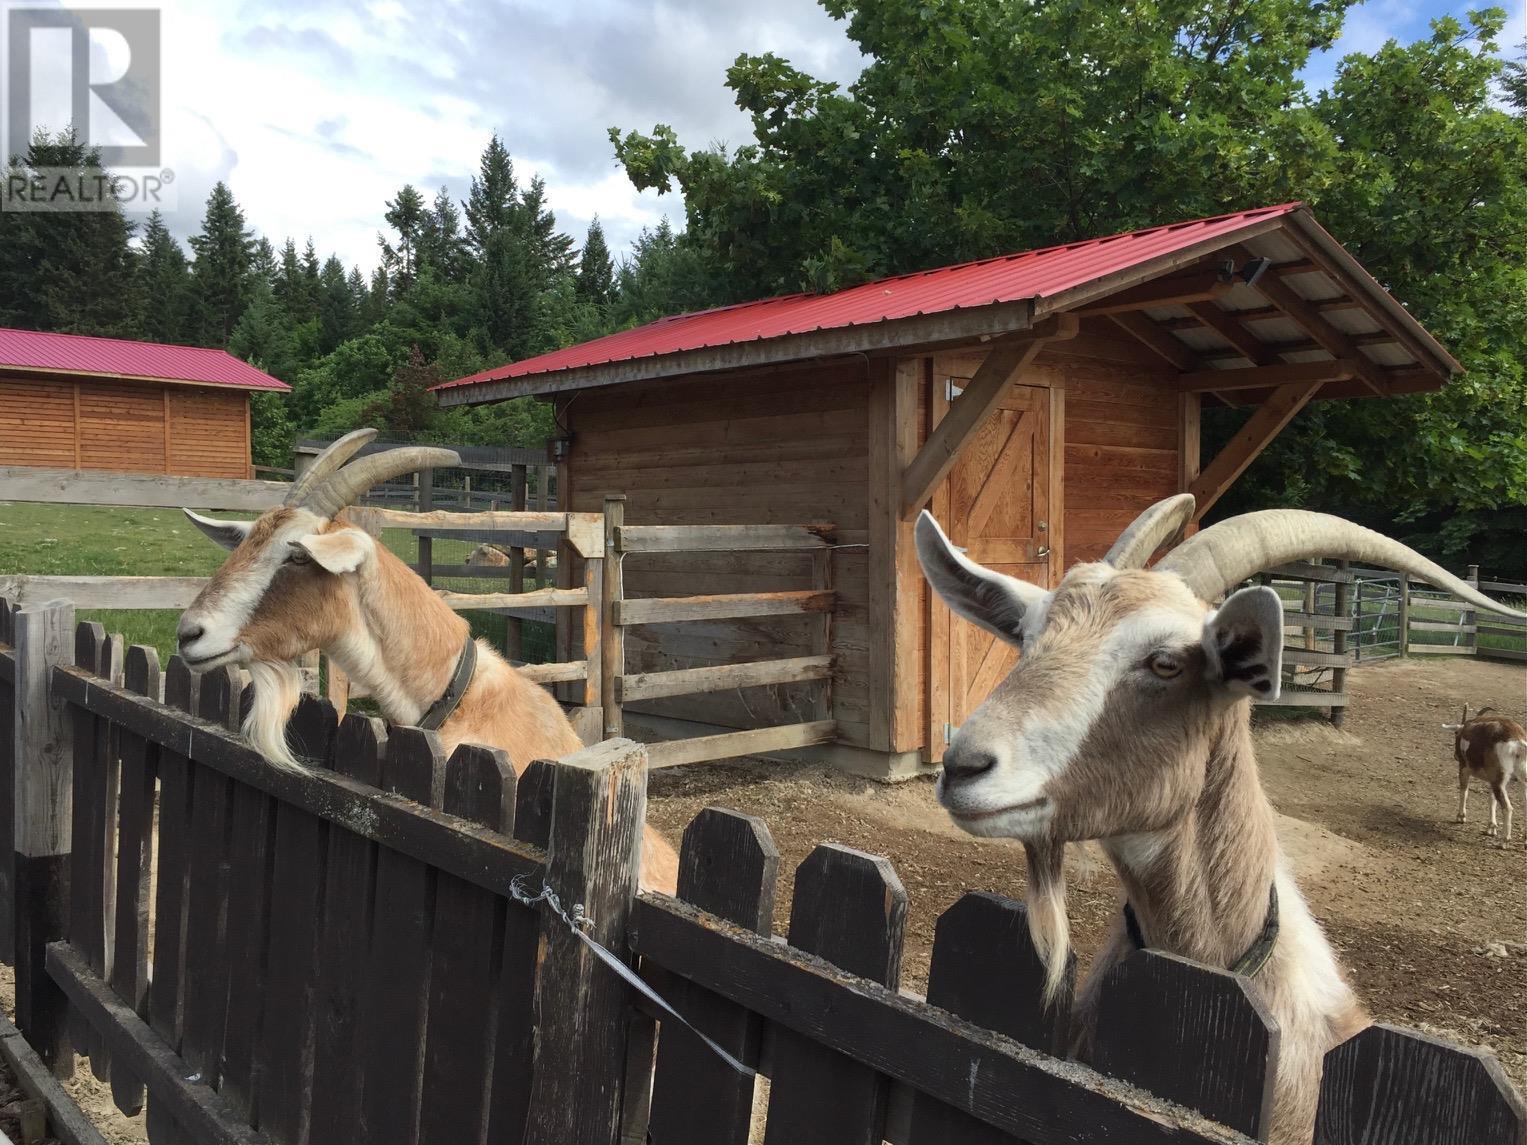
xmin=549 ymin=435 xmax=572 ymax=463
xmin=1239 ymin=257 xmax=1272 ymax=287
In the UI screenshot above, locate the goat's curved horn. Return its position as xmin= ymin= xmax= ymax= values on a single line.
xmin=304 ymin=445 xmax=462 ymax=519
xmin=1157 ymin=511 xmax=1527 ymax=620
xmin=285 ymin=428 xmax=379 ymax=506
xmin=1105 ymin=494 xmax=1196 ymax=568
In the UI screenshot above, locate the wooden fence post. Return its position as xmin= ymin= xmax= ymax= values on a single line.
xmin=417 ymin=469 xmax=436 ymax=586
xmin=525 ymin=738 xmax=649 ymax=1145
xmin=12 ymin=600 xmax=75 ymax=1074
xmin=1398 ymin=572 xmax=1411 ymax=657
xmin=506 ymin=464 xmax=528 ymax=661
xmin=602 ymin=495 xmax=626 ymax=741
xmin=1466 ymin=564 xmax=1480 ymax=655
xmin=1331 ymin=560 xmax=1350 ymax=727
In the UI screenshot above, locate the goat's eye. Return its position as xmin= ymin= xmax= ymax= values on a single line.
xmin=285 ymin=548 xmax=311 ymax=566
xmin=1147 ymin=653 xmax=1182 ymax=679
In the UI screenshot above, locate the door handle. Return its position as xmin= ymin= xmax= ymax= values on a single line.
xmin=1035 ymin=546 xmax=1051 ymax=557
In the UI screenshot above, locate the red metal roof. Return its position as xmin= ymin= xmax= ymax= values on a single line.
xmin=0 ymin=327 xmax=291 ymax=391
xmin=437 ymin=204 xmax=1300 ymax=393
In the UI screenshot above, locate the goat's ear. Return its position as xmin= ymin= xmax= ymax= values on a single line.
xmin=294 ymin=528 xmax=373 ymax=575
xmin=1202 ymin=586 xmax=1283 ymax=700
xmin=915 ymin=510 xmax=1045 ymax=646
xmin=183 ymin=508 xmax=252 ymax=550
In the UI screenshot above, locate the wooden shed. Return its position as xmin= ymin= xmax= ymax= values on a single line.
xmin=437 ymin=204 xmax=1459 ymax=778
xmin=0 ymin=327 xmax=289 ymax=479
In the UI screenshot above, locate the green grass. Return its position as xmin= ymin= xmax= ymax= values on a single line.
xmin=0 ymin=502 xmax=557 ymax=665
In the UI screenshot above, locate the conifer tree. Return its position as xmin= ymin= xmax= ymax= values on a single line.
xmin=575 ymin=216 xmax=615 ymax=306
xmin=135 ymin=209 xmax=192 ymax=343
xmin=464 ymin=133 xmax=518 ymax=256
xmin=318 ymin=255 xmax=356 ymax=353
xmin=188 ymin=181 xmax=256 ymax=345
xmin=381 ymin=184 xmax=427 ymax=291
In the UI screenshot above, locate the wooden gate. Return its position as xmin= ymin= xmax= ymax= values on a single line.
xmin=929 ymin=379 xmax=1053 ymax=751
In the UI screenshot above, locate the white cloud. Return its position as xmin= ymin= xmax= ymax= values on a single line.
xmin=124 ymin=0 xmax=863 ymax=269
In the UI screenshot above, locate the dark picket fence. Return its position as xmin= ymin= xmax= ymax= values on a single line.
xmin=0 ymin=596 xmax=1524 ymax=1145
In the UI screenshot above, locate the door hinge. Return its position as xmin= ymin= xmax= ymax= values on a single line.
xmin=944 ymin=378 xmax=966 ymax=402
xmin=943 ymin=722 xmax=957 ymax=745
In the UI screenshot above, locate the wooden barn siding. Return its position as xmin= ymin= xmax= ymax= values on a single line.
xmin=0 ymin=372 xmax=251 ymax=479
xmin=167 ymin=387 xmax=251 ymax=478
xmin=565 ymin=363 xmax=875 ymax=746
xmin=1037 ymin=323 xmax=1181 ymax=566
xmin=0 ymin=376 xmax=77 ymax=468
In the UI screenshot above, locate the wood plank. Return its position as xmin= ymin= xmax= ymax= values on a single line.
xmin=49 ymin=665 xmax=541 ymax=903
xmin=1316 ymin=1024 xmax=1526 ymax=1145
xmin=644 ymin=720 xmax=837 ymax=769
xmin=523 ymin=740 xmax=648 ymax=1145
xmin=179 ymin=669 xmax=240 ymax=1089
xmin=615 ymin=590 xmax=835 ymax=626
xmin=1091 ymin=952 xmax=1278 ymax=1137
xmin=1408 ymin=644 xmax=1477 ymax=656
xmin=1185 ymin=301 xmax=1272 ymax=365
xmin=253 ymin=701 xmax=334 ymax=1144
xmin=46 ymin=944 xmax=265 ymax=1145
xmin=1074 ymin=269 xmax=1232 ymax=315
xmin=1109 ymin=311 xmax=1200 ymax=371
xmin=0 ymin=576 xmax=202 ymax=610
xmin=13 ymin=601 xmax=76 ymax=1071
xmin=616 ymin=523 xmax=835 ymax=553
xmin=0 ymin=1008 xmax=110 ymax=1145
xmin=907 ymin=892 xmax=1073 ymax=1145
xmin=147 ymin=660 xmax=196 ymax=1074
xmin=434 ymin=586 xmax=589 ymax=610
xmin=1280 ymin=612 xmax=1355 ymax=631
xmin=0 ymin=467 xmax=288 ymax=510
xmin=901 ymin=316 xmax=1077 ymax=515
xmin=1248 ymin=269 xmax=1388 ymax=395
xmin=418 ymin=745 xmax=516 ymax=1145
xmin=357 ymin=728 xmax=446 ymax=1145
xmin=516 ymin=661 xmax=588 ymax=685
xmin=1281 ymin=649 xmax=1355 ymax=668
xmin=618 ymin=655 xmax=832 ymax=702
xmin=307 ymin=715 xmax=383 ymax=1145
xmin=1188 ymin=382 xmax=1320 ymax=520
xmin=1256 ymin=689 xmax=1350 ymax=706
xmin=763 ymin=846 xmax=907 ymax=1145
xmin=107 ymin=647 xmax=160 ymax=1116
xmin=648 ymin=810 xmax=776 ymax=1145
xmin=629 ymin=896 xmax=1247 ymax=1145
xmin=1176 ymin=359 xmax=1355 ymax=394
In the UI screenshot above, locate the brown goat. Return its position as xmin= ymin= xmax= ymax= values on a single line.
xmin=1445 ymin=705 xmax=1527 ymax=846
xmin=178 ymin=432 xmax=678 ymax=892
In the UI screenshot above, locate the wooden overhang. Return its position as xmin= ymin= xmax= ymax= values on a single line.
xmin=437 ymin=206 xmax=1458 ymax=522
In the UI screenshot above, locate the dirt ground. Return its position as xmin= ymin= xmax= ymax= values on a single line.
xmin=645 ymin=655 xmax=1527 ymax=1090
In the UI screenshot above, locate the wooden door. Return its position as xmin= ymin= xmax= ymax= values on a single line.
xmin=928 ymin=379 xmax=1052 ymax=755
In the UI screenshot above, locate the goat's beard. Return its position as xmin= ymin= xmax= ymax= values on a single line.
xmin=243 ymin=660 xmax=308 ymax=773
xmin=1023 ymin=840 xmax=1072 ymax=1006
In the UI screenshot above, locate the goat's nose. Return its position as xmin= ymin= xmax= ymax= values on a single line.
xmin=941 ymin=746 xmax=998 ymax=784
xmin=177 ymin=616 xmax=205 ymax=647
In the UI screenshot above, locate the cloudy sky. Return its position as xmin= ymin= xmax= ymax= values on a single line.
xmin=11 ymin=0 xmax=1524 ymax=270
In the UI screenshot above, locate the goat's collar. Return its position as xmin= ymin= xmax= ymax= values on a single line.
xmin=1122 ymin=884 xmax=1280 ymax=978
xmin=417 ymin=635 xmax=477 ymax=731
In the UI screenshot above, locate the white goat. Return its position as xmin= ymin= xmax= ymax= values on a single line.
xmin=915 ymin=494 xmax=1527 ymax=1145
xmin=178 ymin=429 xmax=678 ymax=892
xmin=1443 ymin=705 xmax=1527 ymax=845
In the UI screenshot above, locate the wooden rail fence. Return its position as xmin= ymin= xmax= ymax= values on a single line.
xmin=0 ymin=601 xmax=1522 ymax=1143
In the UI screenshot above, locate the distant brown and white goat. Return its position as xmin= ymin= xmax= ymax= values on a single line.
xmin=466 ymin=543 xmax=510 ymax=567
xmin=1443 ymin=705 xmax=1527 ymax=846
xmin=177 ymin=430 xmax=678 ymax=892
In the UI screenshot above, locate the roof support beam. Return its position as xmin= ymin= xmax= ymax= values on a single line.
xmin=1109 ymin=311 xmax=1200 ymax=371
xmin=1074 ymin=270 xmax=1232 ymax=316
xmin=900 ymin=314 xmax=1078 ymax=517
xmin=1188 ymin=381 xmax=1322 ymax=521
xmin=1186 ymin=301 xmax=1272 ymax=365
xmin=1238 ymin=252 xmax=1388 ymax=396
xmin=1176 ymin=359 xmax=1356 ymax=394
